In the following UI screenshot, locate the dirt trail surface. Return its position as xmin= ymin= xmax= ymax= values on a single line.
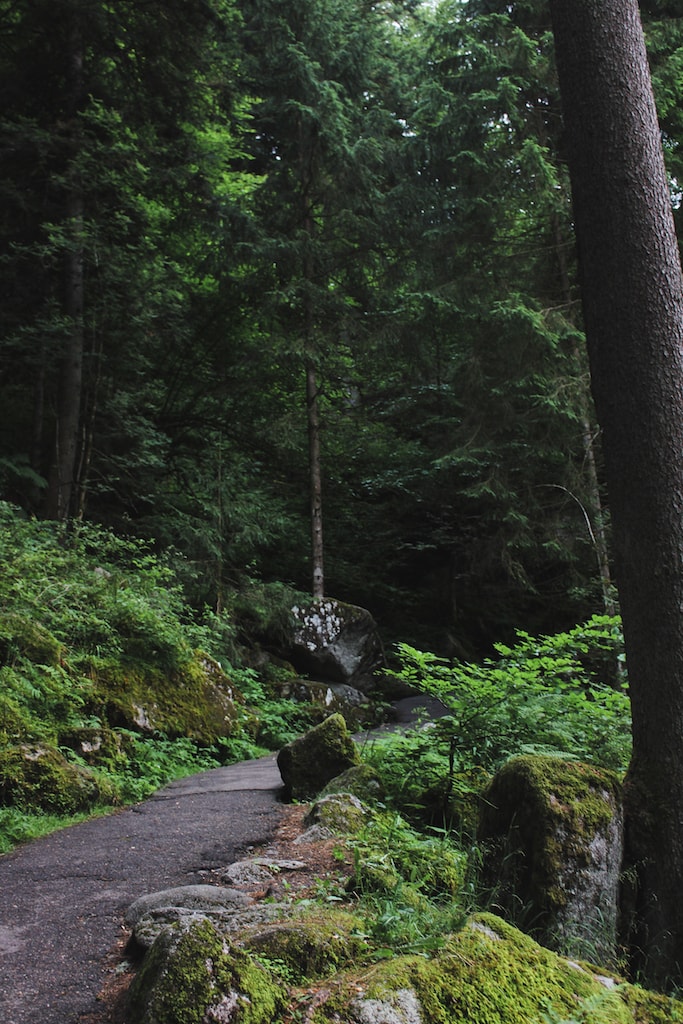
xmin=0 ymin=755 xmax=284 ymax=1024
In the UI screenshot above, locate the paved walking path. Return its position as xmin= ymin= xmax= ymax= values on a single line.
xmin=0 ymin=755 xmax=284 ymax=1024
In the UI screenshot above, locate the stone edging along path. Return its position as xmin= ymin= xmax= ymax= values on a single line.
xmin=0 ymin=755 xmax=286 ymax=1024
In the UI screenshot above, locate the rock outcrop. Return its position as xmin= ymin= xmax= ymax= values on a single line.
xmin=477 ymin=754 xmax=623 ymax=962
xmin=125 ymin=772 xmax=681 ymax=1024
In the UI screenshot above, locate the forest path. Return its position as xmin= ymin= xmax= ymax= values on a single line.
xmin=0 ymin=755 xmax=284 ymax=1024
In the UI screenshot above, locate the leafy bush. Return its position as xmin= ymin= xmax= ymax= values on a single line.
xmin=361 ymin=618 xmax=630 ymax=832
xmin=390 ymin=615 xmax=630 ymax=775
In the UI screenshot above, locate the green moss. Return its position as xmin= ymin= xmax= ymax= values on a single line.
xmin=321 ymin=764 xmax=386 ymax=805
xmin=87 ymin=652 xmax=241 ymax=743
xmin=242 ymin=908 xmax=369 ymax=981
xmin=0 ymin=744 xmax=112 ymax=813
xmin=0 ymin=692 xmax=34 ymax=744
xmin=128 ymin=918 xmax=286 ymax=1024
xmin=0 ymin=612 xmax=63 ymax=666
xmin=478 ymin=755 xmax=622 ymax=955
xmin=622 ymin=984 xmax=683 ymax=1023
xmin=306 ymin=793 xmax=368 ymax=834
xmin=306 ymin=914 xmax=652 ymax=1024
xmin=277 ymin=713 xmax=360 ymax=801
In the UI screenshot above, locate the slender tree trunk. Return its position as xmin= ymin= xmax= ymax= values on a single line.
xmin=75 ymin=333 xmax=102 ymax=520
xmin=45 ymin=14 xmax=85 ymax=521
xmin=301 ymin=153 xmax=324 ymax=599
xmin=307 ymin=360 xmax=324 ymax=599
xmin=550 ymin=0 xmax=683 ymax=986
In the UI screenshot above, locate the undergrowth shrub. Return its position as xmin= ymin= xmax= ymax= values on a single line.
xmin=361 ymin=617 xmax=630 ymax=828
xmin=0 ymin=503 xmax=316 ymax=848
xmin=348 ymin=810 xmax=469 ymax=955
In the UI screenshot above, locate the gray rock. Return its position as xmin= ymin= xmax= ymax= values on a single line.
xmin=293 ymin=824 xmax=334 ymax=844
xmin=350 ymin=988 xmax=423 ymax=1024
xmin=275 ymin=678 xmax=372 ymax=729
xmin=321 ymin=764 xmax=385 ymax=804
xmin=287 ymin=599 xmax=383 ymax=692
xmin=304 ymin=793 xmax=367 ymax=834
xmin=125 ymin=885 xmax=250 ymax=928
xmin=127 ymin=917 xmax=285 ymax=1024
xmin=216 ymin=857 xmax=306 ymax=887
xmin=125 ymin=884 xmax=290 ymax=950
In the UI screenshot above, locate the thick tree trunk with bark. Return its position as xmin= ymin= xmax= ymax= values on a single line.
xmin=549 ymin=0 xmax=683 ymax=986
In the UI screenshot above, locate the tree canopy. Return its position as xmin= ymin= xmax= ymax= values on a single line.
xmin=1 ymin=0 xmax=682 ymax=653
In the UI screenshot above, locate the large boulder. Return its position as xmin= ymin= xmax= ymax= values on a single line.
xmin=274 ymin=677 xmax=372 ymax=730
xmin=127 ymin=917 xmax=285 ymax=1024
xmin=277 ymin=713 xmax=360 ymax=801
xmin=87 ymin=652 xmax=242 ymax=742
xmin=477 ymin=754 xmax=623 ymax=962
xmin=287 ymin=599 xmax=383 ymax=692
xmin=0 ymin=744 xmax=113 ymax=813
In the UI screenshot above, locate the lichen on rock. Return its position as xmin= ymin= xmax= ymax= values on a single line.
xmin=287 ymin=599 xmax=383 ymax=692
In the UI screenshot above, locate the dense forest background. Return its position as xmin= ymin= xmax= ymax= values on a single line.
xmin=3 ymin=0 xmax=683 ymax=655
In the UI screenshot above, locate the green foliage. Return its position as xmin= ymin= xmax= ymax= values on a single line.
xmin=390 ymin=615 xmax=630 ymax=775
xmin=348 ymin=809 xmax=469 ymax=955
xmin=0 ymin=503 xmax=320 ymax=850
xmin=0 ymin=806 xmax=99 ymax=855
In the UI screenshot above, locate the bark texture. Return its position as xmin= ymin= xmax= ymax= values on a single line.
xmin=550 ymin=0 xmax=683 ymax=985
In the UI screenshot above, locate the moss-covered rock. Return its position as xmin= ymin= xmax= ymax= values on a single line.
xmin=86 ymin=652 xmax=241 ymax=743
xmin=127 ymin=917 xmax=286 ymax=1024
xmin=0 ymin=612 xmax=63 ymax=666
xmin=300 ymin=913 xmax=683 ymax=1024
xmin=0 ymin=743 xmax=112 ymax=813
xmin=304 ymin=793 xmax=368 ymax=835
xmin=274 ymin=678 xmax=373 ymax=730
xmin=126 ymin=906 xmax=683 ymax=1024
xmin=478 ymin=755 xmax=623 ymax=962
xmin=277 ymin=713 xmax=360 ymax=801
xmin=241 ymin=908 xmax=369 ymax=981
xmin=321 ymin=764 xmax=385 ymax=805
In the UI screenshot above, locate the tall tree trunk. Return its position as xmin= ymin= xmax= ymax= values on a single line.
xmin=550 ymin=0 xmax=683 ymax=986
xmin=45 ymin=12 xmax=85 ymax=521
xmin=307 ymin=360 xmax=324 ymax=599
xmin=551 ymin=206 xmax=616 ymax=618
xmin=301 ymin=160 xmax=324 ymax=599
